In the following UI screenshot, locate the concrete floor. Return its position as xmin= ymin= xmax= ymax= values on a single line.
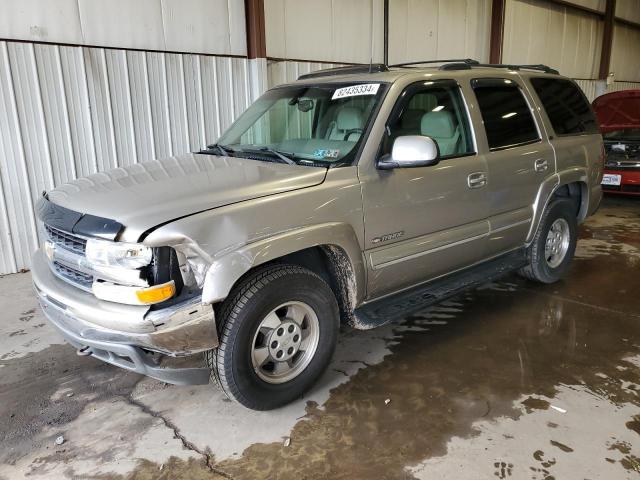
xmin=1 ymin=196 xmax=639 ymax=480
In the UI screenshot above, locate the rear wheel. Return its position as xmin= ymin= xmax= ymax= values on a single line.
xmin=206 ymin=264 xmax=339 ymax=410
xmin=519 ymin=198 xmax=578 ymax=284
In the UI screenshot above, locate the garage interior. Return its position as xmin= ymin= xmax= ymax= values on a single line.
xmin=1 ymin=0 xmax=639 ymax=479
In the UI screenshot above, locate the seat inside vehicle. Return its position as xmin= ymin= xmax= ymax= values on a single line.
xmin=420 ymin=111 xmax=461 ymax=156
xmin=326 ymin=107 xmax=364 ymax=141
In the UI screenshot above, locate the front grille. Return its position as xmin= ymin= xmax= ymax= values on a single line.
xmin=45 ymin=224 xmax=87 ymax=255
xmin=53 ymin=261 xmax=94 ymax=290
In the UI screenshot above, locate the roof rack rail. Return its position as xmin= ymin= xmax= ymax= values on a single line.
xmin=389 ymin=59 xmax=480 ymax=68
xmin=440 ymin=61 xmax=559 ymax=75
xmin=439 ymin=62 xmax=475 ymax=71
xmin=297 ymin=63 xmax=388 ymax=80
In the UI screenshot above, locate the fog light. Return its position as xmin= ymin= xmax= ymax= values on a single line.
xmin=135 ymin=282 xmax=176 ymax=304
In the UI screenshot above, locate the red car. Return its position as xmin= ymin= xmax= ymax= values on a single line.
xmin=593 ymin=90 xmax=640 ymax=196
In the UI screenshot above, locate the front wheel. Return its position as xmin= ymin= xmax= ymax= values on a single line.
xmin=206 ymin=264 xmax=339 ymax=410
xmin=519 ymin=198 xmax=578 ymax=284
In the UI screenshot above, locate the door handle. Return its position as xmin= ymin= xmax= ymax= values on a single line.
xmin=534 ymin=158 xmax=549 ymax=172
xmin=467 ymin=172 xmax=487 ymax=189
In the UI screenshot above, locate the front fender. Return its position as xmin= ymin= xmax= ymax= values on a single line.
xmin=201 ymin=222 xmax=366 ymax=306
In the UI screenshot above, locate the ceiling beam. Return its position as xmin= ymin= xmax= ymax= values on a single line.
xmin=383 ymin=0 xmax=389 ymax=65
xmin=545 ymin=0 xmax=605 ymax=18
xmin=245 ymin=0 xmax=266 ymax=59
xmin=599 ymin=0 xmax=616 ymax=80
xmin=489 ymin=0 xmax=506 ymax=64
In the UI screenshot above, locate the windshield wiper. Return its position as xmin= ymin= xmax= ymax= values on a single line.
xmin=239 ymin=147 xmax=297 ymax=165
xmin=204 ymin=143 xmax=235 ymax=157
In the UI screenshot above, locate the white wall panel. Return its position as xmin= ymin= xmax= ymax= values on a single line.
xmin=611 ymin=24 xmax=640 ymax=82
xmin=267 ymin=60 xmax=344 ymax=86
xmin=265 ymin=0 xmax=384 ymax=63
xmin=0 ymin=0 xmax=247 ymax=56
xmin=77 ymin=0 xmax=165 ymax=53
xmin=503 ymin=0 xmax=603 ymax=79
xmin=616 ymin=0 xmax=640 ymax=24
xmin=0 ymin=0 xmax=84 ymax=45
xmin=0 ymin=41 xmax=264 ymax=275
xmin=161 ymin=0 xmax=247 ymax=56
xmin=564 ymin=0 xmax=605 ymax=12
xmin=388 ymin=0 xmax=491 ymax=64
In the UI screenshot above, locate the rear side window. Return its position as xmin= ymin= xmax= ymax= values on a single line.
xmin=530 ymin=78 xmax=599 ymax=136
xmin=472 ymin=79 xmax=539 ymax=150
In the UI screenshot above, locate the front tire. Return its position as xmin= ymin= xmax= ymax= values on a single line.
xmin=519 ymin=198 xmax=578 ymax=284
xmin=206 ymin=264 xmax=339 ymax=410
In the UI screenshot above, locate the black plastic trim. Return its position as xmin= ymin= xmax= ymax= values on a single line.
xmin=297 ymin=64 xmax=389 ymax=80
xmin=36 ymin=194 xmax=123 ymax=240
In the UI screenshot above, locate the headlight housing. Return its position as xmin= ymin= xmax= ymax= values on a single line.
xmin=85 ymin=239 xmax=153 ymax=269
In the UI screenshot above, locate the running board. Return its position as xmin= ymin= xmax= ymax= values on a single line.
xmin=353 ymin=249 xmax=527 ymax=329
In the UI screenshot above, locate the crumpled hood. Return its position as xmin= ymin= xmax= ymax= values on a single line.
xmin=593 ymin=89 xmax=640 ymax=133
xmin=47 ymin=153 xmax=327 ymax=241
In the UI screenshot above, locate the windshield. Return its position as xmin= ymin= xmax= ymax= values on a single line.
xmin=216 ymin=82 xmax=386 ymax=166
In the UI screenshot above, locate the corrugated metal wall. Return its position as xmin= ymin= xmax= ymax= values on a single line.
xmin=575 ymin=79 xmax=640 ymax=102
xmin=503 ymin=0 xmax=604 ymax=79
xmin=0 ymin=40 xmax=265 ymax=275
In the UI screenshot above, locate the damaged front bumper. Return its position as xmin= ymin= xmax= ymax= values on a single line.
xmin=32 ymin=250 xmax=217 ymax=385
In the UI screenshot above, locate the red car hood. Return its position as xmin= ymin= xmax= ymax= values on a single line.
xmin=592 ymin=90 xmax=640 ymax=133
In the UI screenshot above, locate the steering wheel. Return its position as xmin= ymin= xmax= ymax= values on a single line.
xmin=343 ymin=128 xmax=364 ymax=141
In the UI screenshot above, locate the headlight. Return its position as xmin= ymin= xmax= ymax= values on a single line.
xmin=85 ymin=239 xmax=152 ymax=269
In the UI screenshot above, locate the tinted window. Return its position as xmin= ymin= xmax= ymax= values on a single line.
xmin=530 ymin=78 xmax=598 ymax=135
xmin=382 ymin=82 xmax=474 ymax=158
xmin=472 ymin=80 xmax=539 ymax=150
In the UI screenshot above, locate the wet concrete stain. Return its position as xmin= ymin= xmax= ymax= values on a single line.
xmin=19 ymin=309 xmax=36 ymax=322
xmin=627 ymin=416 xmax=640 ymax=436
xmin=609 ymin=439 xmax=640 ymax=473
xmin=3 ymin=197 xmax=640 ymax=479
xmin=0 ymin=344 xmax=142 ymax=466
xmin=521 ymin=397 xmax=550 ymax=413
xmin=99 ymin=263 xmax=639 ymax=479
xmin=549 ymin=440 xmax=573 ymax=453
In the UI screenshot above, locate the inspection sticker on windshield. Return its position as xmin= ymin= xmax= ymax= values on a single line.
xmin=314 ymin=149 xmax=340 ymax=159
xmin=332 ymin=83 xmax=380 ymax=100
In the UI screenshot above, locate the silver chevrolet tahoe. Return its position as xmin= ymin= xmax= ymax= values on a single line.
xmin=32 ymin=59 xmax=603 ymax=410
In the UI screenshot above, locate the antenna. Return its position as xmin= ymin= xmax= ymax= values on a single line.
xmin=369 ymin=0 xmax=374 ymax=73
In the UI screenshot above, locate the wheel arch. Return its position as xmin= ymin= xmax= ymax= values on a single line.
xmin=201 ymin=223 xmax=366 ymax=323
xmin=527 ymin=169 xmax=590 ymax=244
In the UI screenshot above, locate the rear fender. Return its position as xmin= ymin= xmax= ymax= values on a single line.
xmin=526 ymin=168 xmax=589 ymax=244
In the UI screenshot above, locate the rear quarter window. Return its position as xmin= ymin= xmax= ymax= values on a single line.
xmin=472 ymin=79 xmax=539 ymax=150
xmin=530 ymin=78 xmax=599 ymax=136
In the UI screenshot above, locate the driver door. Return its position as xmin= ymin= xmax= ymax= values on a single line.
xmin=359 ymin=80 xmax=490 ymax=299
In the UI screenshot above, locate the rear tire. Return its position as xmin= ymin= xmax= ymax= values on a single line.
xmin=205 ymin=264 xmax=339 ymax=410
xmin=519 ymin=198 xmax=578 ymax=284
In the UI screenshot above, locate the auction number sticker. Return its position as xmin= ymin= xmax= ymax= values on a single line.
xmin=332 ymin=83 xmax=380 ymax=100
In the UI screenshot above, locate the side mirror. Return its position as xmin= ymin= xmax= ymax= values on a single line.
xmin=378 ymin=135 xmax=440 ymax=170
